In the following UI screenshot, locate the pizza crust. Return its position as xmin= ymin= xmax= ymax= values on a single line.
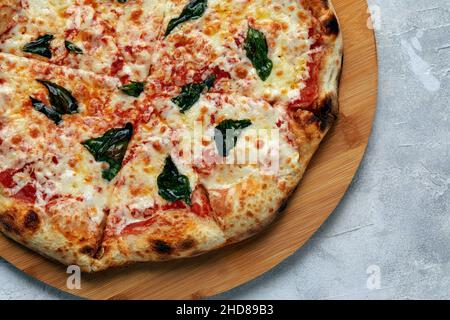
xmin=305 ymin=0 xmax=343 ymax=119
xmin=0 ymin=196 xmax=100 ymax=271
xmin=0 ymin=53 xmax=118 ymax=271
xmin=92 ymin=209 xmax=226 ymax=271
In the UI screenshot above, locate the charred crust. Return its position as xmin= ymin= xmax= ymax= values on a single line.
xmin=302 ymin=0 xmax=330 ymax=18
xmin=323 ymin=14 xmax=339 ymax=36
xmin=316 ymin=97 xmax=333 ymax=131
xmin=23 ymin=210 xmax=40 ymax=231
xmin=0 ymin=212 xmax=20 ymax=234
xmin=299 ymin=95 xmax=337 ymax=131
xmin=94 ymin=245 xmax=105 ymax=259
xmin=277 ymin=198 xmax=290 ymax=214
xmin=179 ymin=238 xmax=195 ymax=251
xmin=338 ymin=53 xmax=344 ymax=86
xmin=306 ymin=95 xmax=337 ymax=131
xmin=153 ymin=240 xmax=173 ymax=255
xmin=302 ymin=1 xmax=339 ymax=36
xmin=93 ymin=225 xmax=107 ymax=260
xmin=80 ymin=245 xmax=96 ymax=257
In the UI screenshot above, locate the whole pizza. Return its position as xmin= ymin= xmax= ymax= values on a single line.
xmin=0 ymin=0 xmax=342 ymax=272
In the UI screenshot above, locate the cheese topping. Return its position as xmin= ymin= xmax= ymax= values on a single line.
xmin=156 ymin=0 xmax=316 ymax=103
xmin=155 ymin=92 xmax=301 ymax=189
xmin=0 ymin=0 xmax=329 ymax=246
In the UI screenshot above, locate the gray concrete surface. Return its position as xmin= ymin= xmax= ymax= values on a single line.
xmin=1 ymin=0 xmax=449 ymax=300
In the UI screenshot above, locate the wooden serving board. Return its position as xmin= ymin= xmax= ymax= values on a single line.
xmin=0 ymin=0 xmax=377 ymax=300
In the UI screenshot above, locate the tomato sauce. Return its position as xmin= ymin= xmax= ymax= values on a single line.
xmin=190 ymin=186 xmax=211 ymax=218
xmin=110 ymin=57 xmax=125 ymax=77
xmin=13 ymin=184 xmax=36 ymax=203
xmin=289 ymin=27 xmax=323 ymax=110
xmin=0 ymin=169 xmax=17 ymax=188
xmin=0 ymin=164 xmax=37 ymax=203
xmin=121 ymin=217 xmax=157 ymax=235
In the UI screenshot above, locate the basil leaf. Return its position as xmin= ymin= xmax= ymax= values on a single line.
xmin=22 ymin=34 xmax=54 ymax=58
xmin=30 ymin=97 xmax=62 ymax=125
xmin=203 ymin=74 xmax=216 ymax=89
xmin=214 ymin=119 xmax=252 ymax=157
xmin=244 ymin=26 xmax=273 ymax=81
xmin=117 ymin=0 xmax=127 ymax=2
xmin=119 ymin=81 xmax=145 ymax=97
xmin=165 ymin=0 xmax=208 ymax=36
xmin=157 ymin=156 xmax=192 ymax=205
xmin=65 ymin=40 xmax=83 ymax=54
xmin=171 ymin=75 xmax=215 ymax=113
xmin=36 ymin=80 xmax=79 ymax=115
xmin=31 ymin=80 xmax=79 ymax=124
xmin=81 ymin=123 xmax=133 ymax=181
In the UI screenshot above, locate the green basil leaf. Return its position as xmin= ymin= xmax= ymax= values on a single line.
xmin=157 ymin=156 xmax=192 ymax=205
xmin=81 ymin=123 xmax=133 ymax=181
xmin=119 ymin=81 xmax=145 ymax=97
xmin=30 ymin=97 xmax=62 ymax=125
xmin=214 ymin=119 xmax=252 ymax=157
xmin=244 ymin=26 xmax=273 ymax=81
xmin=203 ymin=74 xmax=216 ymax=89
xmin=65 ymin=40 xmax=83 ymax=54
xmin=117 ymin=0 xmax=127 ymax=2
xmin=171 ymin=75 xmax=215 ymax=113
xmin=165 ymin=0 xmax=208 ymax=36
xmin=36 ymin=80 xmax=79 ymax=115
xmin=22 ymin=34 xmax=54 ymax=58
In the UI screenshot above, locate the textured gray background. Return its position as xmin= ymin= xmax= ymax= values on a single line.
xmin=1 ymin=0 xmax=449 ymax=300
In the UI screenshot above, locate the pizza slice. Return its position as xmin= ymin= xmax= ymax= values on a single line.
xmin=153 ymin=0 xmax=341 ymax=112
xmin=93 ymin=114 xmax=225 ymax=271
xmin=0 ymin=53 xmax=123 ymax=270
xmin=0 ymin=0 xmax=166 ymax=82
xmin=153 ymin=91 xmax=308 ymax=242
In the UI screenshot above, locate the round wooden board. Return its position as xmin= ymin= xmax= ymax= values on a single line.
xmin=0 ymin=0 xmax=377 ymax=300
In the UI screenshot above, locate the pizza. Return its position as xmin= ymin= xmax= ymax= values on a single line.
xmin=0 ymin=0 xmax=342 ymax=272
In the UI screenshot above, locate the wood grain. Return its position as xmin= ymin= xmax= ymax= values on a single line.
xmin=0 ymin=0 xmax=378 ymax=300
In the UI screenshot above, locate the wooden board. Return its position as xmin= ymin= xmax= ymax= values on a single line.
xmin=0 ymin=0 xmax=377 ymax=300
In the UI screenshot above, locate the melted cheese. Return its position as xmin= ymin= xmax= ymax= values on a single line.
xmin=159 ymin=0 xmax=315 ymax=103
xmin=106 ymin=117 xmax=200 ymax=232
xmin=0 ymin=53 xmax=117 ymax=228
xmin=211 ymin=0 xmax=314 ymax=101
xmin=156 ymin=92 xmax=301 ymax=189
xmin=0 ymin=0 xmax=69 ymax=54
xmin=0 ymin=1 xmax=159 ymax=81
